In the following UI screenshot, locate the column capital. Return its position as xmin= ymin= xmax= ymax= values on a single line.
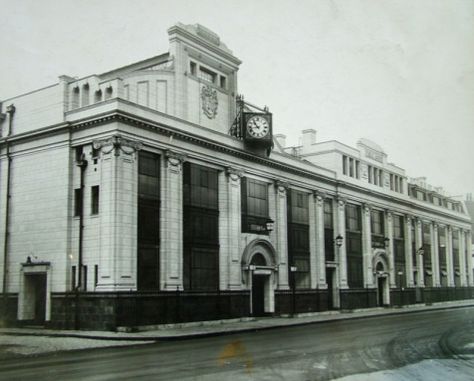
xmin=336 ymin=196 xmax=346 ymax=208
xmin=385 ymin=209 xmax=393 ymax=220
xmin=226 ymin=166 xmax=244 ymax=181
xmin=165 ymin=150 xmax=187 ymax=173
xmin=93 ymin=134 xmax=142 ymax=156
xmin=274 ymin=180 xmax=290 ymax=195
xmin=363 ymin=203 xmax=371 ymax=216
xmin=313 ymin=190 xmax=326 ymax=205
xmin=433 ymin=223 xmax=439 ymax=232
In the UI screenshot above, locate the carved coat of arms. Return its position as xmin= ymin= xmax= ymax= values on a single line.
xmin=201 ymin=84 xmax=218 ymax=119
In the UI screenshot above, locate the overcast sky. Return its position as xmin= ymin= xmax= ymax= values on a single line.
xmin=1 ymin=0 xmax=473 ymax=197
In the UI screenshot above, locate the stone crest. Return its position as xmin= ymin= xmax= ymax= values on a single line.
xmin=201 ymin=84 xmax=218 ymax=119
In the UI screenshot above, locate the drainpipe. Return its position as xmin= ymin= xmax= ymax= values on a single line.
xmin=2 ymin=104 xmax=15 ymax=302
xmin=75 ymin=151 xmax=87 ymax=329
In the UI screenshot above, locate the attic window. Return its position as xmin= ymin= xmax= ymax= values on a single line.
xmin=190 ymin=61 xmax=197 ymax=76
xmin=199 ymin=66 xmax=216 ymax=84
xmin=220 ymin=75 xmax=226 ymax=89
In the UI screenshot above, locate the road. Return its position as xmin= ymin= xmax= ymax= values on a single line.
xmin=1 ymin=307 xmax=474 ymax=380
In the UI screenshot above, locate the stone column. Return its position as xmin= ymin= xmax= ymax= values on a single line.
xmin=219 ymin=167 xmax=243 ymax=290
xmin=274 ymin=181 xmax=290 ymax=290
xmin=362 ymin=204 xmax=373 ymax=288
xmin=459 ymin=230 xmax=467 ymax=286
xmin=415 ymin=218 xmax=425 ymax=287
xmin=386 ymin=211 xmax=395 ymax=288
xmin=160 ymin=150 xmax=186 ymax=291
xmin=336 ymin=198 xmax=348 ymax=289
xmin=94 ymin=135 xmax=141 ymax=291
xmin=446 ymin=226 xmax=455 ymax=287
xmin=404 ymin=216 xmax=415 ymax=287
xmin=432 ymin=224 xmax=440 ymax=287
xmin=314 ymin=192 xmax=326 ymax=289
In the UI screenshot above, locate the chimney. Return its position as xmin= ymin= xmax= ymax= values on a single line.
xmin=274 ymin=134 xmax=286 ymax=148
xmin=301 ymin=129 xmax=316 ymax=151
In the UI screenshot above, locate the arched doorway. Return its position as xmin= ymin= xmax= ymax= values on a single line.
xmin=373 ymin=251 xmax=390 ymax=307
xmin=242 ymin=239 xmax=277 ymax=316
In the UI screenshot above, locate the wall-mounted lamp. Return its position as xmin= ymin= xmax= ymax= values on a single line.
xmin=265 ymin=220 xmax=275 ymax=232
xmin=335 ymin=235 xmax=344 ymax=247
xmin=384 ymin=237 xmax=390 ymax=247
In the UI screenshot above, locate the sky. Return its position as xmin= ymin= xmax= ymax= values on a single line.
xmin=0 ymin=0 xmax=473 ymax=197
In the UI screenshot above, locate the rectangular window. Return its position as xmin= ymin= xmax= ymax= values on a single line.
xmin=74 ymin=188 xmax=82 ymax=217
xmin=137 ymin=151 xmax=160 ymax=290
xmin=349 ymin=158 xmax=354 ymax=177
xmin=342 ymin=155 xmax=348 ymax=175
xmin=288 ymin=190 xmax=308 ymax=225
xmin=241 ymin=178 xmax=269 ymax=233
xmin=288 ymin=191 xmax=310 ymax=290
xmin=378 ymin=170 xmax=383 ymax=187
xmin=220 ymin=75 xmax=226 ymax=89
xmin=371 ymin=210 xmax=384 ymax=236
xmin=94 ymin=265 xmax=98 ymax=287
xmin=374 ymin=168 xmax=378 ymax=186
xmin=390 ymin=174 xmax=394 ymax=190
xmin=345 ymin=204 xmax=361 ymax=232
xmin=183 ymin=163 xmax=219 ymax=290
xmin=91 ymin=186 xmax=99 ymax=215
xmin=71 ymin=266 xmax=76 ymax=290
xmin=199 ymin=66 xmax=216 ymax=84
xmin=190 ymin=61 xmax=197 ymax=76
xmin=75 ymin=146 xmax=83 ymax=162
xmin=91 ymin=147 xmax=99 ymax=164
xmin=368 ymin=165 xmax=373 ymax=183
xmin=324 ymin=199 xmax=334 ymax=261
xmin=393 ymin=215 xmax=404 ymax=239
xmin=82 ymin=265 xmax=87 ymax=291
xmin=355 ymin=161 xmax=360 ymax=179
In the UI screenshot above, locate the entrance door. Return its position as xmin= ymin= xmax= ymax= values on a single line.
xmin=31 ymin=274 xmax=47 ymax=324
xmin=377 ymin=277 xmax=384 ymax=306
xmin=252 ymin=275 xmax=266 ymax=316
xmin=326 ymin=268 xmax=334 ymax=309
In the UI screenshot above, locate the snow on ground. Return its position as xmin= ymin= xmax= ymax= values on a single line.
xmin=0 ymin=334 xmax=151 ymax=357
xmin=332 ymin=359 xmax=474 ymax=381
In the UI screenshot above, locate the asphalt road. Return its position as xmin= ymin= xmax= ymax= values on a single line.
xmin=1 ymin=307 xmax=474 ymax=380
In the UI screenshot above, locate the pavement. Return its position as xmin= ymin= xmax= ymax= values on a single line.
xmin=1 ymin=299 xmax=473 ymax=342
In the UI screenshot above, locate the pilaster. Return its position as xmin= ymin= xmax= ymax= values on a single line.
xmin=459 ymin=230 xmax=467 ymax=286
xmin=160 ymin=150 xmax=186 ymax=291
xmin=446 ymin=226 xmax=455 ymax=287
xmin=336 ymin=197 xmax=348 ymax=289
xmin=415 ymin=218 xmax=425 ymax=287
xmin=362 ymin=203 xmax=373 ymax=288
xmin=467 ymin=232 xmax=473 ymax=286
xmin=314 ymin=192 xmax=326 ymax=289
xmin=386 ymin=210 xmax=395 ymax=288
xmin=274 ymin=181 xmax=290 ymax=290
xmin=94 ymin=135 xmax=141 ymax=291
xmin=220 ymin=167 xmax=243 ymax=290
xmin=404 ymin=215 xmax=415 ymax=287
xmin=432 ymin=224 xmax=441 ymax=287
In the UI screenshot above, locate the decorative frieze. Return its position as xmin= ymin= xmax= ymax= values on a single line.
xmin=93 ymin=134 xmax=142 ymax=157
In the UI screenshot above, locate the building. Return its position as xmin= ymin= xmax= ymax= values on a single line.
xmin=0 ymin=23 xmax=472 ymax=330
xmin=464 ymin=193 xmax=474 ymax=279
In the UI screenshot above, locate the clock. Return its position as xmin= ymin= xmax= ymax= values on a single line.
xmin=246 ymin=115 xmax=270 ymax=138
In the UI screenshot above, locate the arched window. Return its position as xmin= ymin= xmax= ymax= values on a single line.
xmin=105 ymin=86 xmax=113 ymax=100
xmin=94 ymin=89 xmax=102 ymax=103
xmin=81 ymin=83 xmax=90 ymax=107
xmin=71 ymin=86 xmax=80 ymax=109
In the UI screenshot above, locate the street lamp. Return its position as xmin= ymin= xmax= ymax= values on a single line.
xmin=333 ymin=235 xmax=343 ymax=309
xmin=290 ymin=265 xmax=298 ymax=317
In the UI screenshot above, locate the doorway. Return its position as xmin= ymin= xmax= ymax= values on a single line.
xmin=24 ymin=274 xmax=47 ymax=324
xmin=252 ymin=274 xmax=266 ymax=316
xmin=326 ymin=267 xmax=339 ymax=309
xmin=377 ymin=277 xmax=385 ymax=306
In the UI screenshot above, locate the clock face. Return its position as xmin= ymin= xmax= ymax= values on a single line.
xmin=246 ymin=115 xmax=270 ymax=138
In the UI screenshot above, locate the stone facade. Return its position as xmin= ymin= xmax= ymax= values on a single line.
xmin=0 ymin=23 xmax=472 ymax=330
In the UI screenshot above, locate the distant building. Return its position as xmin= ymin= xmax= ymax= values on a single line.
xmin=0 ymin=23 xmax=472 ymax=330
